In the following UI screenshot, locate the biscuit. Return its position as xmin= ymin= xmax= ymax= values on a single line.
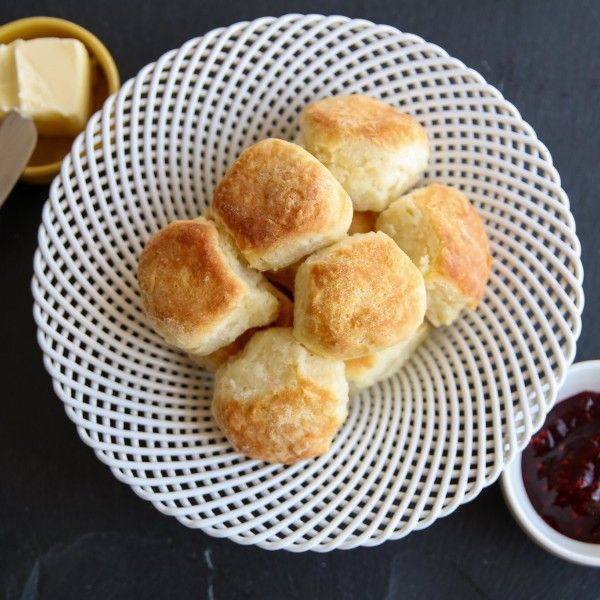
xmin=298 ymin=95 xmax=429 ymax=211
xmin=376 ymin=184 xmax=492 ymax=326
xmin=294 ymin=232 xmax=426 ymax=359
xmin=190 ymin=285 xmax=294 ymax=371
xmin=212 ymin=328 xmax=349 ymax=464
xmin=137 ymin=217 xmax=279 ymax=355
xmin=210 ymin=138 xmax=352 ymax=270
xmin=345 ymin=322 xmax=430 ymax=392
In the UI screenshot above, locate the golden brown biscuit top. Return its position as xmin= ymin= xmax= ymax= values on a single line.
xmin=301 ymin=95 xmax=428 ymax=148
xmin=297 ymin=232 xmax=426 ymax=358
xmin=212 ymin=138 xmax=348 ymax=254
xmin=137 ymin=218 xmax=244 ymax=335
xmin=415 ymin=184 xmax=492 ymax=305
xmin=213 ymin=376 xmax=343 ymax=464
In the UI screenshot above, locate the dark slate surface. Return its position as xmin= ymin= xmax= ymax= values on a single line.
xmin=1 ymin=1 xmax=599 ymax=598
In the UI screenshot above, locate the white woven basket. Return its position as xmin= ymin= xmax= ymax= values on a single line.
xmin=32 ymin=14 xmax=583 ymax=552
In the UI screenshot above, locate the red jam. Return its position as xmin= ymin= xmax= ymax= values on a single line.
xmin=521 ymin=391 xmax=600 ymax=543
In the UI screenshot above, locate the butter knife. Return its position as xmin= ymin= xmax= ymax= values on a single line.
xmin=0 ymin=111 xmax=37 ymax=208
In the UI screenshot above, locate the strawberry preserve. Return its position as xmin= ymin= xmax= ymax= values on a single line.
xmin=521 ymin=391 xmax=600 ymax=543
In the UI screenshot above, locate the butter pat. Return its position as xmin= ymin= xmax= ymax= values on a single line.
xmin=16 ymin=38 xmax=91 ymax=136
xmin=0 ymin=37 xmax=92 ymax=136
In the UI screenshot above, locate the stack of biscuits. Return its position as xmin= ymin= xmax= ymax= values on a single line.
xmin=137 ymin=95 xmax=492 ymax=465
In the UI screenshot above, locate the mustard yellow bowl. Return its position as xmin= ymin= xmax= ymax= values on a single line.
xmin=0 ymin=16 xmax=120 ymax=184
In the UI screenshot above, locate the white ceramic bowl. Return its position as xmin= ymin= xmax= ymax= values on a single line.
xmin=32 ymin=14 xmax=584 ymax=551
xmin=502 ymin=361 xmax=600 ymax=567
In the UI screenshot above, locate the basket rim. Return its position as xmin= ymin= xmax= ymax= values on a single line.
xmin=31 ymin=13 xmax=584 ymax=552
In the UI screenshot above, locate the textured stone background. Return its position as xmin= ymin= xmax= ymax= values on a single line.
xmin=2 ymin=1 xmax=599 ymax=598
